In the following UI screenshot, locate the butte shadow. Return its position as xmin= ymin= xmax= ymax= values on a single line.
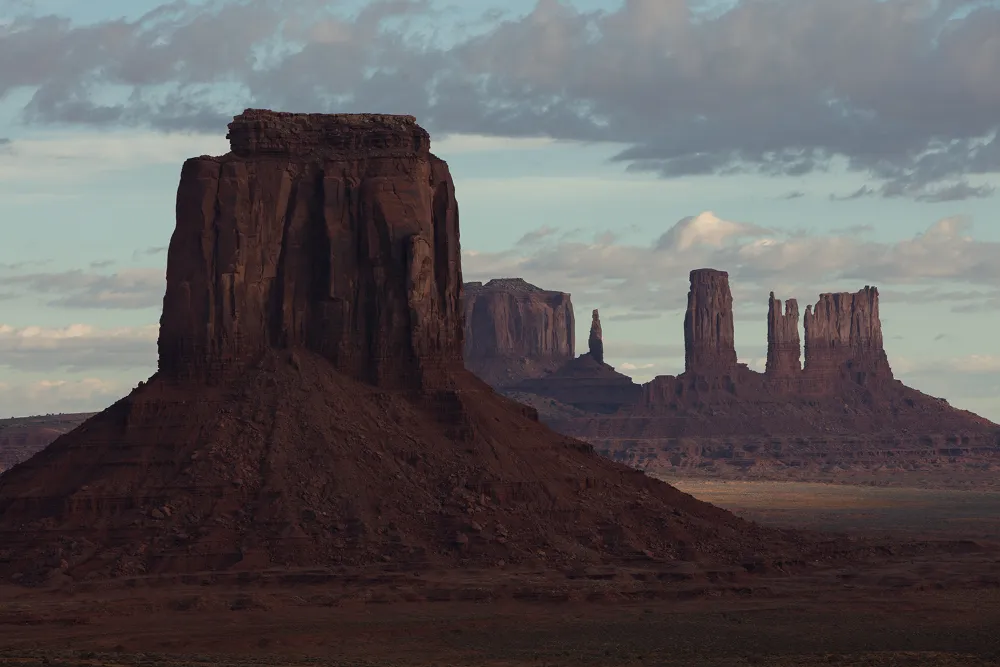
xmin=0 ymin=111 xmax=793 ymax=583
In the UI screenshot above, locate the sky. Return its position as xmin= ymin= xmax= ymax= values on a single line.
xmin=0 ymin=0 xmax=998 ymax=420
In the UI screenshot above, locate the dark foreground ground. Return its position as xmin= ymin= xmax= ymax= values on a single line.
xmin=2 ymin=480 xmax=1000 ymax=666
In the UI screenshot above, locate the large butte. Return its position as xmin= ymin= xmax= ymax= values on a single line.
xmin=0 ymin=110 xmax=791 ymax=582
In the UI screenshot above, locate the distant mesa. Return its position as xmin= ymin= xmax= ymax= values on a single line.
xmin=0 ymin=110 xmax=773 ymax=582
xmin=464 ymin=269 xmax=998 ymax=480
xmin=462 ymin=278 xmax=575 ymax=387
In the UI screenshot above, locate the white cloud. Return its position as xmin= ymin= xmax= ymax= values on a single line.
xmin=655 ymin=211 xmax=770 ymax=251
xmin=0 ymin=267 xmax=165 ymax=309
xmin=462 ymin=213 xmax=1000 ymax=318
xmin=894 ymin=354 xmax=1000 ymax=376
xmin=0 ymin=377 xmax=126 ymax=419
xmin=433 ymin=133 xmax=558 ymax=155
xmin=619 ymin=362 xmax=655 ymax=371
xmin=0 ymin=323 xmax=158 ymax=372
xmin=2 ymin=0 xmax=999 ymax=198
xmin=0 ymin=132 xmax=228 ymax=183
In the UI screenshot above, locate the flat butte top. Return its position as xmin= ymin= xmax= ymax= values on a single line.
xmin=225 ymin=108 xmax=431 ymax=159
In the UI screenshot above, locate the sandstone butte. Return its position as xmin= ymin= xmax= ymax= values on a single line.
xmin=468 ymin=269 xmax=1000 ymax=479
xmin=463 ymin=278 xmax=575 ymax=387
xmin=0 ymin=111 xmax=791 ymax=583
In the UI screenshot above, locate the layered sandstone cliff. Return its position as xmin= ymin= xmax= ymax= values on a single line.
xmin=462 ymin=278 xmax=575 ymax=387
xmin=160 ymin=110 xmax=462 ymax=390
xmin=803 ymin=287 xmax=891 ymax=385
xmin=684 ymin=269 xmax=738 ymax=373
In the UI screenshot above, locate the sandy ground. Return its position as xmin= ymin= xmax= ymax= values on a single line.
xmin=662 ymin=477 xmax=1000 ymax=540
xmin=4 ymin=478 xmax=1000 ymax=666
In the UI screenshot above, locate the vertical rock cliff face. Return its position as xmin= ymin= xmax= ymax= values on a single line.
xmin=159 ymin=110 xmax=463 ymax=390
xmin=588 ymin=309 xmax=604 ymax=364
xmin=462 ymin=278 xmax=575 ymax=387
xmin=684 ymin=269 xmax=738 ymax=373
xmin=766 ymin=292 xmax=801 ymax=377
xmin=803 ymin=286 xmax=891 ymax=384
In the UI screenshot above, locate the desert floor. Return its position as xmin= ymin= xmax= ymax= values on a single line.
xmin=3 ymin=477 xmax=1000 ymax=666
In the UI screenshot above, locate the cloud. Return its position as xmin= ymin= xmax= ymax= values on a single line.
xmin=0 ymin=259 xmax=49 ymax=271
xmin=516 ymin=226 xmax=558 ymax=246
xmin=654 ymin=211 xmax=770 ymax=252
xmin=0 ymin=268 xmax=165 ymax=309
xmin=0 ymin=323 xmax=158 ymax=372
xmin=612 ymin=342 xmax=685 ymax=360
xmin=0 ymin=132 xmax=229 ymax=183
xmin=462 ymin=213 xmax=1000 ymax=317
xmin=132 ymin=246 xmax=167 ymax=260
xmin=0 ymin=377 xmax=127 ymax=419
xmin=896 ymin=354 xmax=1000 ymax=376
xmin=619 ymin=362 xmax=655 ymax=371
xmin=1 ymin=0 xmax=998 ymax=199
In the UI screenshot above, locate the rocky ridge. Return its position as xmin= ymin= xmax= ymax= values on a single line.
xmin=0 ymin=110 xmax=782 ymax=582
xmin=475 ymin=270 xmax=1000 ymax=486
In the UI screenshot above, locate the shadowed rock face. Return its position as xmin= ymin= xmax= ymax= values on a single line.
xmin=462 ymin=279 xmax=575 ymax=387
xmin=684 ymin=269 xmax=738 ymax=374
xmin=588 ymin=309 xmax=604 ymax=364
xmin=803 ymin=286 xmax=891 ymax=384
xmin=159 ymin=109 xmax=462 ymax=390
xmin=766 ymin=293 xmax=802 ymax=377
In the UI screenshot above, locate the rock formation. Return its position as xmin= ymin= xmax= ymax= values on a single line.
xmin=462 ymin=278 xmax=575 ymax=387
xmin=803 ymin=286 xmax=891 ymax=384
xmin=588 ymin=309 xmax=604 ymax=364
xmin=160 ymin=110 xmax=462 ymax=390
xmin=499 ymin=268 xmax=998 ymax=484
xmin=684 ymin=269 xmax=738 ymax=373
xmin=766 ymin=292 xmax=801 ymax=377
xmin=0 ymin=111 xmax=775 ymax=582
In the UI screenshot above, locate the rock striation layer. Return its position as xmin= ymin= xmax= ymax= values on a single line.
xmin=0 ymin=112 xmax=775 ymax=582
xmin=588 ymin=309 xmax=604 ymax=364
xmin=766 ymin=293 xmax=801 ymax=377
xmin=462 ymin=279 xmax=575 ymax=388
xmin=684 ymin=269 xmax=738 ymax=374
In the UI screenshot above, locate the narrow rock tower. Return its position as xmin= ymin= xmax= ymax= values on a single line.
xmin=766 ymin=292 xmax=801 ymax=376
xmin=588 ymin=309 xmax=604 ymax=364
xmin=684 ymin=269 xmax=738 ymax=373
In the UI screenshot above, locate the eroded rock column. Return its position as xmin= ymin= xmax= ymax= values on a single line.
xmin=803 ymin=286 xmax=891 ymax=383
xmin=684 ymin=269 xmax=738 ymax=373
xmin=766 ymin=292 xmax=801 ymax=376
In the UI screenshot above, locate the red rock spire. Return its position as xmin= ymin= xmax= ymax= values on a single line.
xmin=683 ymin=268 xmax=738 ymax=373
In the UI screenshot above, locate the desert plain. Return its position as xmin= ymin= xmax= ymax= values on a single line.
xmin=2 ymin=478 xmax=1000 ymax=666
